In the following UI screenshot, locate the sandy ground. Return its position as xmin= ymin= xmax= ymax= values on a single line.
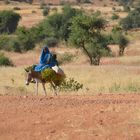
xmin=0 ymin=94 xmax=140 ymax=140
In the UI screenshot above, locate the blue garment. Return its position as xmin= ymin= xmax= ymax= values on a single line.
xmin=34 ymin=46 xmax=58 ymax=72
xmin=39 ymin=47 xmax=50 ymax=64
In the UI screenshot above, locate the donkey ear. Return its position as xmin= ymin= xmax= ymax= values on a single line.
xmin=24 ymin=68 xmax=29 ymax=72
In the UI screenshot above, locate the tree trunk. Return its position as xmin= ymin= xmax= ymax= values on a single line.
xmin=80 ymin=42 xmax=93 ymax=65
xmin=119 ymin=45 xmax=125 ymax=56
xmin=92 ymin=56 xmax=100 ymax=65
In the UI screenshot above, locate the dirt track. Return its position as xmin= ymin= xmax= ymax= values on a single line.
xmin=0 ymin=94 xmax=140 ymax=140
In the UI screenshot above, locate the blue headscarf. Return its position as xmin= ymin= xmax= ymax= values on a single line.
xmin=39 ymin=46 xmax=51 ymax=64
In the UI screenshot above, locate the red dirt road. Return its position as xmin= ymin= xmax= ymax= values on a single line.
xmin=0 ymin=94 xmax=140 ymax=140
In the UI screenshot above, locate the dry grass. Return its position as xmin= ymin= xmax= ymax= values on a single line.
xmin=64 ymin=65 xmax=140 ymax=93
xmin=0 ymin=67 xmax=29 ymax=95
xmin=127 ymin=30 xmax=140 ymax=41
xmin=0 ymin=65 xmax=139 ymax=95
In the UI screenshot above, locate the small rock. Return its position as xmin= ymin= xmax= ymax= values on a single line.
xmin=40 ymin=98 xmax=43 ymax=101
xmin=99 ymin=93 xmax=102 ymax=96
xmin=100 ymin=110 xmax=104 ymax=113
xmin=49 ymin=97 xmax=54 ymax=100
xmin=113 ymin=107 xmax=115 ymax=111
xmin=99 ymin=120 xmax=103 ymax=125
xmin=50 ymin=130 xmax=56 ymax=133
xmin=23 ymin=95 xmax=28 ymax=99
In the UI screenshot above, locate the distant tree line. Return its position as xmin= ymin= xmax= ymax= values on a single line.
xmin=117 ymin=0 xmax=133 ymax=6
xmin=3 ymin=0 xmax=33 ymax=4
xmin=0 ymin=5 xmax=130 ymax=65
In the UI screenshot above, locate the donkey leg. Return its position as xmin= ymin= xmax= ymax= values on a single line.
xmin=35 ymin=80 xmax=38 ymax=95
xmin=42 ymin=83 xmax=47 ymax=96
xmin=50 ymin=81 xmax=57 ymax=96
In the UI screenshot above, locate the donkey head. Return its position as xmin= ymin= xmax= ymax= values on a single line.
xmin=25 ymin=68 xmax=33 ymax=86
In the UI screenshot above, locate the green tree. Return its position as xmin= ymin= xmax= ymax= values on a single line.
xmin=43 ymin=37 xmax=58 ymax=47
xmin=16 ymin=27 xmax=35 ymax=51
xmin=120 ymin=7 xmax=140 ymax=30
xmin=21 ymin=5 xmax=81 ymax=49
xmin=61 ymin=5 xmax=82 ymax=41
xmin=39 ymin=5 xmax=81 ymax=41
xmin=123 ymin=5 xmax=130 ymax=12
xmin=26 ymin=0 xmax=33 ymax=4
xmin=0 ymin=10 xmax=21 ymax=34
xmin=112 ymin=33 xmax=128 ymax=56
xmin=118 ymin=0 xmax=133 ymax=6
xmin=110 ymin=26 xmax=129 ymax=56
xmin=42 ymin=6 xmax=50 ymax=16
xmin=40 ymin=13 xmax=63 ymax=39
xmin=29 ymin=25 xmax=46 ymax=44
xmin=69 ymin=14 xmax=110 ymax=65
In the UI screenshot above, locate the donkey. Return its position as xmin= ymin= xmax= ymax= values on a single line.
xmin=25 ymin=68 xmax=65 ymax=95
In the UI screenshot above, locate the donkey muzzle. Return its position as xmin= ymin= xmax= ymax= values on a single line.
xmin=25 ymin=81 xmax=29 ymax=86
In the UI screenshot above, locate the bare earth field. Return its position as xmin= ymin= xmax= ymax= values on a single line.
xmin=0 ymin=94 xmax=140 ymax=140
xmin=0 ymin=2 xmax=140 ymax=140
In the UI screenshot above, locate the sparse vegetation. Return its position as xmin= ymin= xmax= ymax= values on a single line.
xmin=120 ymin=7 xmax=140 ymax=30
xmin=117 ymin=0 xmax=133 ymax=6
xmin=111 ymin=13 xmax=119 ymax=20
xmin=0 ymin=10 xmax=21 ymax=34
xmin=76 ymin=0 xmax=91 ymax=3
xmin=43 ymin=37 xmax=58 ymax=47
xmin=0 ymin=53 xmax=13 ymax=66
xmin=13 ymin=7 xmax=21 ymax=10
xmin=58 ymin=78 xmax=83 ymax=92
xmin=32 ymin=10 xmax=36 ymax=13
xmin=123 ymin=5 xmax=130 ymax=12
xmin=4 ymin=0 xmax=10 ymax=4
xmin=109 ymin=82 xmax=140 ymax=93
xmin=42 ymin=6 xmax=50 ymax=16
xmin=112 ymin=7 xmax=116 ymax=11
xmin=40 ymin=2 xmax=47 ymax=9
xmin=58 ymin=53 xmax=75 ymax=65
xmin=0 ymin=35 xmax=21 ymax=52
xmin=52 ymin=7 xmax=58 ymax=12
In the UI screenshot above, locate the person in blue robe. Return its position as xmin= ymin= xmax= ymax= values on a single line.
xmin=34 ymin=46 xmax=58 ymax=72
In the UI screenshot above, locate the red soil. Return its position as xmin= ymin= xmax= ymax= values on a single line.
xmin=0 ymin=94 xmax=140 ymax=140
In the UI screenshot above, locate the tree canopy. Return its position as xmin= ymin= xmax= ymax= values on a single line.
xmin=69 ymin=13 xmax=110 ymax=65
xmin=38 ymin=5 xmax=82 ymax=41
xmin=0 ymin=10 xmax=21 ymax=34
xmin=120 ymin=7 xmax=140 ymax=30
